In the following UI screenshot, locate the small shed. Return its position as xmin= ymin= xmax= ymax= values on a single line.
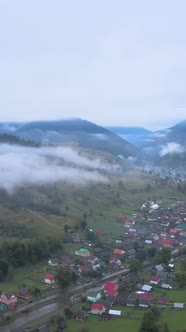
xmin=161 ymin=283 xmax=172 ymax=290
xmin=139 ymin=299 xmax=150 ymax=308
xmin=109 ymin=309 xmax=122 ymax=317
xmin=174 ymin=303 xmax=184 ymax=310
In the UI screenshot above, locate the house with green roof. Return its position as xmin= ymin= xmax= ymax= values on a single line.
xmin=87 ymin=290 xmax=102 ymax=302
xmin=0 ymin=303 xmax=8 ymax=312
xmin=176 ymin=224 xmax=186 ymax=231
xmin=75 ymin=248 xmax=90 ymax=257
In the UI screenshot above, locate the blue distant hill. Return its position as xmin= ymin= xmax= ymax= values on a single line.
xmin=106 ymin=127 xmax=152 ymax=136
xmin=106 ymin=126 xmax=152 ymax=147
xmin=10 ymin=118 xmax=138 ymax=158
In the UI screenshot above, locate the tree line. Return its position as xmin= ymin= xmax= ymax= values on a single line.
xmin=0 ymin=237 xmax=62 ymax=281
xmin=0 ymin=133 xmax=40 ymax=147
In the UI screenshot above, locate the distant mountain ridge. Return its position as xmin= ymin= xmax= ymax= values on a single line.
xmin=106 ymin=126 xmax=153 ymax=147
xmin=106 ymin=126 xmax=152 ymax=135
xmin=0 ymin=118 xmax=138 ymax=158
xmin=0 ymin=119 xmax=185 ymax=170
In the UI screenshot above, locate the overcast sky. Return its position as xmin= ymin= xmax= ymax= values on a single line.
xmin=0 ymin=0 xmax=186 ymax=130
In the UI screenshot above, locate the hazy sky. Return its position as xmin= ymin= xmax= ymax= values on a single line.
xmin=0 ymin=0 xmax=186 ymax=129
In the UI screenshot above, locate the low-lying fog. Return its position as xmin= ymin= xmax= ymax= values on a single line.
xmin=0 ymin=145 xmax=114 ymax=193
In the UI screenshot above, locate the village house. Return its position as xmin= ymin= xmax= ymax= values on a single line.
xmin=104 ymin=282 xmax=118 ymax=296
xmin=110 ymin=262 xmax=121 ymax=270
xmin=74 ymin=310 xmax=87 ymax=321
xmin=150 ymin=275 xmax=161 ymax=285
xmin=113 ymin=248 xmax=125 ymax=255
xmin=110 ymin=256 xmax=121 ymax=266
xmin=106 ymin=294 xmax=117 ymax=304
xmin=128 ymin=249 xmax=136 ymax=260
xmin=161 ymin=283 xmax=172 ymax=290
xmin=48 ymin=258 xmax=60 ymax=267
xmin=124 ymin=221 xmax=133 ymax=228
xmin=117 ymin=292 xmax=129 ymax=306
xmin=88 ymin=256 xmax=98 ymax=265
xmin=44 ymin=273 xmax=55 ymax=285
xmin=126 ymin=298 xmax=136 ymax=307
xmin=118 ymin=214 xmax=126 ymax=221
xmin=78 ymin=265 xmax=89 ymax=274
xmin=174 ymin=303 xmax=184 ymax=310
xmin=18 ymin=287 xmax=32 ymax=300
xmin=139 ymin=293 xmax=152 ymax=302
xmin=87 ymin=290 xmax=102 ymax=303
xmin=92 ymin=263 xmax=102 ymax=271
xmin=157 ymin=297 xmax=171 ymax=304
xmin=141 ymin=285 xmax=152 ymax=292
xmin=0 ymin=292 xmax=17 ymax=307
xmin=158 ymin=239 xmax=174 ymax=247
xmin=139 ymin=299 xmax=150 ymax=308
xmin=0 ymin=303 xmax=8 ymax=312
xmin=100 ymin=312 xmax=111 ymax=320
xmin=91 ymin=303 xmax=106 ymax=315
xmin=109 ymin=309 xmax=122 ymax=317
xmin=115 ymin=239 xmax=122 ymax=244
xmin=153 ymin=264 xmax=165 ymax=273
xmin=168 ymin=264 xmax=175 ymax=272
xmin=75 ymin=248 xmax=90 ymax=257
xmin=96 ymin=299 xmax=112 ymax=309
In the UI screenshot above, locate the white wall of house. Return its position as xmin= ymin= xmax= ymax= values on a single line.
xmin=44 ymin=278 xmax=55 ymax=285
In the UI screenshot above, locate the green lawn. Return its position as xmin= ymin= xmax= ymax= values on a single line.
xmin=0 ymin=263 xmax=57 ymax=293
xmin=161 ymin=308 xmax=186 ymax=331
xmin=162 ymin=289 xmax=186 ymax=303
xmin=65 ymin=305 xmax=186 ymax=332
xmin=66 ymin=314 xmax=141 ymax=332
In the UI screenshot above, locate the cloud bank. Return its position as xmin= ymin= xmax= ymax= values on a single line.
xmin=160 ymin=142 xmax=184 ymax=157
xmin=0 ymin=145 xmax=111 ymax=193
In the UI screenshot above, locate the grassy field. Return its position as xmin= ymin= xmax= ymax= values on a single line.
xmin=66 ymin=315 xmax=141 ymax=332
xmin=23 ymin=300 xmax=186 ymax=332
xmin=0 ymin=262 xmax=58 ymax=293
xmin=161 ymin=309 xmax=186 ymax=331
xmin=0 ymin=204 xmax=76 ymax=240
xmin=65 ymin=305 xmax=186 ymax=332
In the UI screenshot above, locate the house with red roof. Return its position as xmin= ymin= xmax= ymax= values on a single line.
xmin=158 ymin=239 xmax=174 ymax=247
xmin=91 ymin=303 xmax=106 ymax=315
xmin=104 ymin=282 xmax=118 ymax=296
xmin=106 ymin=288 xmax=118 ymax=296
xmin=170 ymin=228 xmax=178 ymax=234
xmin=157 ymin=297 xmax=171 ymax=304
xmin=118 ymin=214 xmax=126 ymax=221
xmin=104 ymin=282 xmax=118 ymax=291
xmin=44 ymin=273 xmax=55 ymax=285
xmin=150 ymin=275 xmax=161 ymax=285
xmin=160 ymin=232 xmax=167 ymax=238
xmin=78 ymin=266 xmax=89 ymax=273
xmin=139 ymin=293 xmax=152 ymax=302
xmin=0 ymin=292 xmax=17 ymax=307
xmin=113 ymin=248 xmax=125 ymax=255
xmin=110 ymin=256 xmax=121 ymax=266
xmin=124 ymin=221 xmax=132 ymax=228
